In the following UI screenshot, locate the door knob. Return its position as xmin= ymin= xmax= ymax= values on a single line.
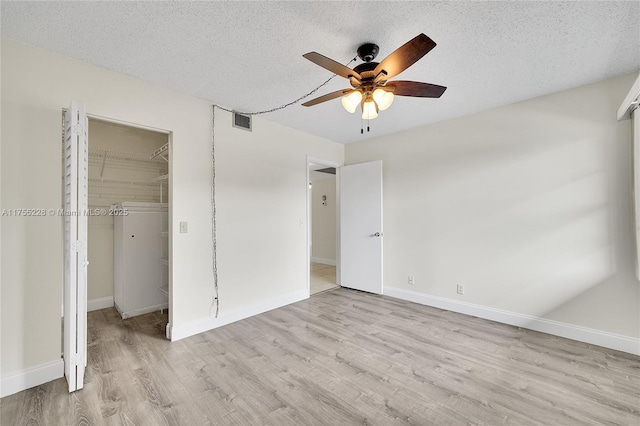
xmin=373 ymin=232 xmax=383 ymax=237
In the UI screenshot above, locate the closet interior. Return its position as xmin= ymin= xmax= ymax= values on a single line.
xmin=87 ymin=118 xmax=169 ymax=319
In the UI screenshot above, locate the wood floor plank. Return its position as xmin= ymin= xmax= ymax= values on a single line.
xmin=1 ymin=289 xmax=638 ymax=425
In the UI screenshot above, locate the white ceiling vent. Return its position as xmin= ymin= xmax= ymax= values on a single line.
xmin=232 ymin=113 xmax=252 ymax=132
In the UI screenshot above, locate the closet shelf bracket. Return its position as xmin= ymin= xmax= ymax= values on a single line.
xmin=150 ymin=143 xmax=169 ymax=162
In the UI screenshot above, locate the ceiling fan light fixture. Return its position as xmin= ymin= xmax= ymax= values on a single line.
xmin=372 ymin=88 xmax=394 ymax=111
xmin=341 ymin=90 xmax=363 ymax=113
xmin=361 ymin=99 xmax=379 ymax=120
xmin=302 ymin=33 xmax=447 ymax=131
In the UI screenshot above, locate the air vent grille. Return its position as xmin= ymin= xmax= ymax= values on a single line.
xmin=233 ymin=113 xmax=252 ymax=131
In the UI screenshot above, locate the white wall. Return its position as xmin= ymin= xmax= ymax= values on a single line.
xmin=0 ymin=38 xmax=343 ymax=393
xmin=346 ymin=73 xmax=640 ymax=343
xmin=311 ymin=176 xmax=337 ymax=263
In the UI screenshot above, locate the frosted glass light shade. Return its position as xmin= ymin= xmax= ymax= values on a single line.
xmin=341 ymin=91 xmax=363 ymax=113
xmin=361 ymin=100 xmax=378 ymax=120
xmin=372 ymin=88 xmax=395 ymax=111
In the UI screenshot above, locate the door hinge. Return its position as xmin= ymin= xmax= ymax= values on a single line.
xmin=73 ymin=352 xmax=83 ymax=366
xmin=71 ymin=240 xmax=83 ymax=252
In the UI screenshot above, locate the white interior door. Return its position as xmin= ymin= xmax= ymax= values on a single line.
xmin=63 ymin=101 xmax=88 ymax=392
xmin=340 ymin=160 xmax=383 ymax=294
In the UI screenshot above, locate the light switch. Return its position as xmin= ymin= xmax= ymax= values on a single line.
xmin=180 ymin=221 xmax=188 ymax=233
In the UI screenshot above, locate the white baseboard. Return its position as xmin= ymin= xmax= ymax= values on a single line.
xmin=0 ymin=359 xmax=64 ymax=398
xmin=87 ymin=296 xmax=114 ymax=312
xmin=311 ymin=257 xmax=336 ymax=266
xmin=169 ymin=289 xmax=308 ymax=341
xmin=384 ymin=286 xmax=640 ymax=356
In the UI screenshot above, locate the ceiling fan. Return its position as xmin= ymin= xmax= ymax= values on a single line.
xmin=302 ymin=33 xmax=447 ymax=124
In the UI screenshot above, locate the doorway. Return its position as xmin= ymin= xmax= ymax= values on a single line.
xmin=62 ymin=104 xmax=172 ymax=391
xmin=308 ymin=160 xmax=340 ymax=295
xmin=306 ymin=158 xmax=384 ymax=298
xmin=86 ymin=118 xmax=170 ymax=318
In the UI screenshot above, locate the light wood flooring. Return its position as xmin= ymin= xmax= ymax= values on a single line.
xmin=2 ymin=289 xmax=639 ymax=425
xmin=310 ymin=262 xmax=338 ymax=295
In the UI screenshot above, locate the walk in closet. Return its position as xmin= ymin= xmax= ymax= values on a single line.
xmin=87 ymin=119 xmax=169 ymax=319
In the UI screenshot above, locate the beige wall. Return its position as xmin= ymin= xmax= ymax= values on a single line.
xmin=0 ymin=38 xmax=343 ymax=380
xmin=311 ymin=176 xmax=337 ymax=263
xmin=346 ymin=73 xmax=639 ymax=339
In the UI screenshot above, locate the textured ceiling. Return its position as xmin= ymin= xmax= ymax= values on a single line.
xmin=2 ymin=1 xmax=639 ymax=143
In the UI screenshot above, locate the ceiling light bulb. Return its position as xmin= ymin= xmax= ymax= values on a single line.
xmin=361 ymin=99 xmax=378 ymax=120
xmin=341 ymin=91 xmax=363 ymax=113
xmin=372 ymin=88 xmax=394 ymax=111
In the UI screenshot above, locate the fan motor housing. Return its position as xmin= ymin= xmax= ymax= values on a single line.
xmin=353 ymin=62 xmax=378 ymax=74
xmin=353 ymin=62 xmax=379 ymax=87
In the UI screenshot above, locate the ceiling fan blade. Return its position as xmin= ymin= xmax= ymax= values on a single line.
xmin=303 ymin=52 xmax=361 ymax=81
xmin=373 ymin=34 xmax=436 ymax=80
xmin=302 ymin=89 xmax=352 ymax=107
xmin=385 ymin=81 xmax=447 ymax=98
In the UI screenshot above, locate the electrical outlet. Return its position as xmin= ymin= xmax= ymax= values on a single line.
xmin=408 ymin=275 xmax=415 ymax=285
xmin=457 ymin=284 xmax=465 ymax=295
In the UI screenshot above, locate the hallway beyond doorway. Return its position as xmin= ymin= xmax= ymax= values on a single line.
xmin=310 ymin=262 xmax=338 ymax=295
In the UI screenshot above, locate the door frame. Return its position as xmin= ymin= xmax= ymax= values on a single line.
xmin=306 ymin=156 xmax=343 ymax=296
xmin=62 ymin=108 xmax=174 ymax=392
xmin=84 ymin=113 xmax=173 ymax=329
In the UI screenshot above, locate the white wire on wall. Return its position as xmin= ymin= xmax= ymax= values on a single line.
xmin=210 ymin=106 xmax=219 ymax=318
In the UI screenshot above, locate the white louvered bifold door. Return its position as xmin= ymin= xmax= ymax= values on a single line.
xmin=63 ymin=101 xmax=88 ymax=392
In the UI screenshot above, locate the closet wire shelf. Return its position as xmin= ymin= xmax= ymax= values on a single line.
xmin=89 ymin=147 xmax=167 ymax=163
xmin=89 ymin=178 xmax=163 ymax=187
